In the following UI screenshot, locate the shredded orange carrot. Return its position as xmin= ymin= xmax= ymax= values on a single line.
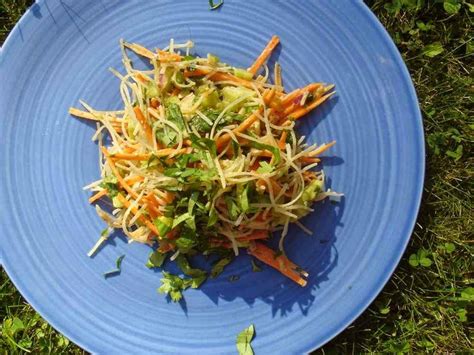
xmin=288 ymin=91 xmax=336 ymax=120
xmin=248 ymin=35 xmax=280 ymax=76
xmin=307 ymin=141 xmax=336 ymax=157
xmin=281 ymin=83 xmax=322 ymax=107
xmin=101 ymin=147 xmax=139 ymax=199
xmin=145 ymin=193 xmax=163 ymax=219
xmin=216 ymin=89 xmax=275 ymax=150
xmin=116 ymin=193 xmax=160 ymax=237
xmin=278 ymin=131 xmax=288 ymax=149
xmin=236 ymin=230 xmax=269 ymax=241
xmin=157 ymin=50 xmax=182 ymax=62
xmin=216 ymin=107 xmax=263 ymax=150
xmin=88 ymin=189 xmax=108 ymax=204
xmin=133 ymin=106 xmax=154 ymax=144
xmin=249 ymin=242 xmax=307 ymax=286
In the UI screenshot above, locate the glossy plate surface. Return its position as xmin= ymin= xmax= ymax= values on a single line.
xmin=0 ymin=0 xmax=424 ymax=353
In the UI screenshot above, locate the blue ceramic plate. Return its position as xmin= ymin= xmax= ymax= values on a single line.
xmin=0 ymin=0 xmax=424 ymax=353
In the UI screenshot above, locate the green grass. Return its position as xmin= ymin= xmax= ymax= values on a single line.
xmin=1 ymin=0 xmax=472 ymax=353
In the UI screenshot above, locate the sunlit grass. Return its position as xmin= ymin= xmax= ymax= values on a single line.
xmin=1 ymin=0 xmax=472 ymax=353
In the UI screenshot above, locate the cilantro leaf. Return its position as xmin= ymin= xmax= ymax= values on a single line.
xmin=189 ymin=133 xmax=217 ymax=157
xmin=146 ymin=250 xmax=167 ymax=268
xmin=100 ymin=175 xmax=119 ymax=197
xmin=211 ymin=257 xmax=232 ymax=278
xmin=166 ymin=103 xmax=187 ymax=131
xmin=158 ymin=272 xmax=189 ymax=302
xmin=236 ymin=324 xmax=255 ymax=355
xmin=256 ymin=161 xmax=274 ymax=174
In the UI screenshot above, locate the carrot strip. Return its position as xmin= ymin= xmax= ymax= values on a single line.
xmin=116 ymin=193 xmax=160 ymax=237
xmin=248 ymin=242 xmax=307 ymax=286
xmin=133 ymin=106 xmax=154 ymax=144
xmin=110 ymin=153 xmax=151 ymax=161
xmin=278 ymin=131 xmax=287 ymax=149
xmin=281 ymin=83 xmax=322 ymax=107
xmin=288 ymin=91 xmax=336 ymax=120
xmin=145 ymin=193 xmax=163 ymax=219
xmin=157 ymin=50 xmax=182 ymax=62
xmin=307 ymin=141 xmax=336 ymax=157
xmin=216 ymin=107 xmax=263 ymax=150
xmin=236 ymin=230 xmax=269 ymax=241
xmin=101 ymin=147 xmax=139 ymax=199
xmin=216 ymin=89 xmax=275 ymax=150
xmin=88 ymin=189 xmax=108 ymax=204
xmin=248 ymin=36 xmax=280 ymax=76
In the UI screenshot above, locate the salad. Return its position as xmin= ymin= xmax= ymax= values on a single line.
xmin=69 ymin=36 xmax=340 ymax=292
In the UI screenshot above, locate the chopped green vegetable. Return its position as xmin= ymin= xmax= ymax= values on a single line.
xmin=158 ymin=272 xmax=191 ymax=302
xmin=251 ymin=259 xmax=263 ymax=272
xmin=154 ymin=216 xmax=173 ymax=237
xmin=103 ymin=255 xmax=125 ymax=278
xmin=146 ymin=250 xmax=167 ymax=268
xmin=233 ymin=68 xmax=253 ymax=80
xmin=211 ymin=257 xmax=232 ymax=278
xmin=256 ymin=161 xmax=274 ymax=174
xmin=301 ymin=179 xmax=324 ymax=205
xmin=209 ymin=0 xmax=224 ymax=10
xmin=236 ymin=324 xmax=255 ymax=355
xmin=249 ymin=141 xmax=281 ymax=164
xmin=100 ymin=175 xmax=119 ymax=197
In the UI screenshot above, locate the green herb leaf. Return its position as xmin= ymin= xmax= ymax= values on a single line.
xmin=166 ymin=103 xmax=187 ymax=131
xmin=158 ymin=272 xmax=189 ymax=302
xmin=100 ymin=175 xmax=119 ymax=197
xmin=251 ymin=259 xmax=263 ymax=272
xmin=103 ymin=255 xmax=125 ymax=278
xmin=237 ymin=184 xmax=250 ymax=212
xmin=236 ymin=324 xmax=255 ymax=355
xmin=189 ymin=133 xmax=217 ymax=157
xmin=176 ymin=255 xmax=207 ymax=279
xmin=256 ymin=161 xmax=274 ymax=174
xmin=209 ymin=0 xmax=224 ymax=10
xmin=146 ymin=250 xmax=167 ymax=268
xmin=208 ymin=206 xmax=219 ymax=227
xmin=211 ymin=257 xmax=232 ymax=278
xmin=249 ymin=141 xmax=281 ymax=164
xmin=172 ymin=212 xmax=194 ymax=229
xmin=154 ymin=216 xmax=173 ymax=237
xmin=225 ymin=196 xmax=240 ymax=220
